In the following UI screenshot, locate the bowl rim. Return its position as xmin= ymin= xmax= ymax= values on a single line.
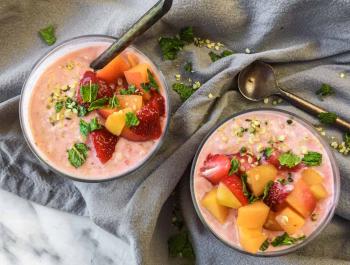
xmin=190 ymin=107 xmax=340 ymax=257
xmin=19 ymin=34 xmax=171 ymax=183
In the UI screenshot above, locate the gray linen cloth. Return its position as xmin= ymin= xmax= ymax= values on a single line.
xmin=1 ymin=0 xmax=350 ymax=264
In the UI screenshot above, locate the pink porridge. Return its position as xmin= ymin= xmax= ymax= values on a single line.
xmin=192 ymin=110 xmax=336 ymax=254
xmin=22 ymin=38 xmax=168 ymax=180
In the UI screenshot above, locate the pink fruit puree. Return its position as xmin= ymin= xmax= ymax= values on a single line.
xmin=193 ymin=110 xmax=335 ymax=252
xmin=26 ymin=44 xmax=167 ymax=180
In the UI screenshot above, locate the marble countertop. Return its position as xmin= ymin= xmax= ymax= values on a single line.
xmin=0 ymin=189 xmax=123 ymax=265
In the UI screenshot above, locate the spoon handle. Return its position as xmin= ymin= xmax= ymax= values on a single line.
xmin=278 ymin=88 xmax=350 ymax=131
xmin=90 ymin=0 xmax=173 ymax=70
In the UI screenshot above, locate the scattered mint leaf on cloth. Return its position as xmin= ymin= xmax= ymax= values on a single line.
xmin=184 ymin=61 xmax=193 ymax=72
xmin=120 ymin=85 xmax=136 ymax=95
xmin=271 ymin=233 xmax=306 ymax=247
xmin=302 ymin=151 xmax=322 ymax=166
xmin=125 ymin=112 xmax=139 ymax=127
xmin=88 ymin=97 xmax=109 ymax=111
xmin=344 ymin=132 xmax=350 ymax=147
xmin=318 ymin=112 xmax=337 ymax=125
xmin=109 ymin=95 xmax=119 ymax=109
xmin=168 ymin=231 xmax=195 ymax=260
xmin=67 ymin=143 xmax=89 ymax=168
xmin=209 ymin=50 xmax=234 ymax=62
xmin=316 ymin=83 xmax=334 ymax=98
xmin=172 ymin=83 xmax=195 ymax=102
xmin=179 ymin=26 xmax=194 ymax=43
xmin=159 ymin=37 xmax=184 ymax=60
xmin=80 ymin=83 xmax=98 ymax=103
xmin=39 ymin=25 xmax=56 ymax=46
xmin=278 ymin=152 xmax=301 ymax=168
xmin=229 ymin=158 xmax=240 ymax=175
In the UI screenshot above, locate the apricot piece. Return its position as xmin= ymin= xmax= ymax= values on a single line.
xmin=237 ymin=201 xmax=270 ymax=229
xmin=302 ymin=168 xmax=324 ymax=186
xmin=286 ymin=179 xmax=316 ymax=218
xmin=238 ymin=226 xmax=268 ymax=254
xmin=309 ymin=184 xmax=328 ymax=200
xmin=246 ymin=164 xmax=278 ymax=196
xmin=216 ymin=182 xmax=242 ymax=209
xmin=275 ymin=207 xmax=305 ymax=235
xmin=117 ymin=95 xmax=143 ymax=112
xmin=96 ymin=54 xmax=131 ymax=83
xmin=105 ymin=110 xmax=126 ymax=136
xmin=264 ymin=211 xmax=283 ymax=231
xmin=201 ymin=188 xmax=228 ymax=224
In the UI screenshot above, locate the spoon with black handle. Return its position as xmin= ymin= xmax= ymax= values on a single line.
xmin=90 ymin=0 xmax=173 ymax=70
xmin=238 ymin=61 xmax=350 ymax=131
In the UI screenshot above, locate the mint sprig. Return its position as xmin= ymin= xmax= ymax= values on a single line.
xmin=67 ymin=143 xmax=89 ymax=168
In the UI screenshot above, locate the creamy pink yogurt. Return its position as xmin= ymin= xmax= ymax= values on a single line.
xmin=23 ymin=39 xmax=168 ymax=180
xmin=193 ymin=110 xmax=335 ymax=253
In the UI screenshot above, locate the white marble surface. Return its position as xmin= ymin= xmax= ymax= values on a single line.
xmin=0 ymin=189 xmax=125 ymax=265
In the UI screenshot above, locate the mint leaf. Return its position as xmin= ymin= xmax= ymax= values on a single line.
xmin=179 ymin=27 xmax=194 ymax=43
xmin=344 ymin=132 xmax=350 ymax=147
xmin=39 ymin=25 xmax=56 ymax=46
xmin=302 ymin=151 xmax=322 ymax=166
xmin=318 ymin=112 xmax=337 ymax=125
xmin=147 ymin=69 xmax=159 ymax=91
xmin=240 ymin=173 xmax=250 ymax=198
xmin=278 ymin=152 xmax=301 ymax=168
xmin=168 ymin=231 xmax=195 ymax=259
xmin=184 ymin=61 xmax=193 ymax=73
xmin=67 ymin=143 xmax=89 ymax=168
xmin=88 ymin=97 xmax=109 ymax=111
xmin=209 ymin=50 xmax=234 ymax=62
xmin=109 ymin=95 xmax=120 ymax=109
xmin=271 ymin=233 xmax=306 ymax=247
xmin=159 ymin=37 xmax=184 ymax=60
xmin=263 ymin=147 xmax=273 ymax=158
xmin=120 ymin=85 xmax=136 ymax=95
xmin=173 ymin=83 xmax=195 ymax=102
xmin=77 ymin=105 xmax=88 ymax=117
xmin=89 ymin=118 xmax=102 ymax=132
xmin=229 ymin=158 xmax=240 ymax=175
xmin=55 ymin=101 xmax=64 ymax=113
xmin=80 ymin=83 xmax=98 ymax=103
xmin=262 ymin=181 xmax=274 ymax=200
xmin=260 ymin=239 xmax=269 ymax=251
xmin=316 ymin=84 xmax=334 ymax=98
xmin=125 ymin=112 xmax=140 ymax=127
xmin=79 ymin=119 xmax=90 ymax=137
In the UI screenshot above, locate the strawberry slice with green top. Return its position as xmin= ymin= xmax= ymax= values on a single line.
xmin=89 ymin=127 xmax=119 ymax=164
xmin=221 ymin=174 xmax=249 ymax=205
xmin=200 ymin=154 xmax=231 ymax=184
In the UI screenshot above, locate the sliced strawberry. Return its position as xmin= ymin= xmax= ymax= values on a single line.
xmin=200 ymin=154 xmax=231 ymax=184
xmin=264 ymin=181 xmax=293 ymax=211
xmin=121 ymin=105 xmax=161 ymax=142
xmin=90 ymin=127 xmax=119 ymax=164
xmin=76 ymin=71 xmax=115 ymax=105
xmin=221 ymin=174 xmax=249 ymax=205
xmin=230 ymin=152 xmax=257 ymax=174
xmin=147 ymin=91 xmax=165 ymax=117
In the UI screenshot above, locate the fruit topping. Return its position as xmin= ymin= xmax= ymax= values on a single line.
xmin=275 ymin=207 xmax=305 ymax=235
xmin=301 ymin=168 xmax=324 ymax=186
xmin=201 ymin=188 xmax=228 ymax=224
xmin=263 ymin=211 xmax=283 ymax=231
xmin=89 ymin=127 xmax=119 ymax=164
xmin=246 ymin=164 xmax=278 ymax=196
xmin=309 ymin=184 xmax=328 ymax=200
xmin=237 ymin=201 xmax=270 ymax=229
xmin=200 ymin=154 xmax=231 ymax=184
xmin=230 ymin=152 xmax=257 ymax=173
xmin=221 ymin=175 xmax=249 ymax=206
xmin=147 ymin=91 xmax=166 ymax=117
xmin=216 ymin=182 xmax=242 ymax=209
xmin=96 ymin=54 xmax=131 ymax=83
xmin=105 ymin=110 xmax=126 ymax=136
xmin=238 ymin=226 xmax=268 ymax=254
xmin=264 ymin=181 xmax=293 ymax=211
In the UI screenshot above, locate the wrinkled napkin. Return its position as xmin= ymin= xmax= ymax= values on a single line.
xmin=0 ymin=0 xmax=350 ymax=264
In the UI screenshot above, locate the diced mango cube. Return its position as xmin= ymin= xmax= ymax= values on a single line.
xmin=246 ymin=164 xmax=277 ymax=196
xmin=275 ymin=207 xmax=305 ymax=235
xmin=201 ymin=188 xmax=228 ymax=224
xmin=309 ymin=184 xmax=328 ymax=200
xmin=264 ymin=211 xmax=283 ymax=231
xmin=117 ymin=95 xmax=143 ymax=112
xmin=302 ymin=168 xmax=324 ymax=186
xmin=105 ymin=110 xmax=126 ymax=136
xmin=238 ymin=226 xmax=268 ymax=254
xmin=237 ymin=201 xmax=270 ymax=229
xmin=217 ymin=182 xmax=242 ymax=209
xmin=286 ymin=179 xmax=316 ymax=218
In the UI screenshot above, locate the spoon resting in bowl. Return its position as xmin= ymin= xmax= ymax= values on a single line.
xmin=238 ymin=61 xmax=350 ymax=131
